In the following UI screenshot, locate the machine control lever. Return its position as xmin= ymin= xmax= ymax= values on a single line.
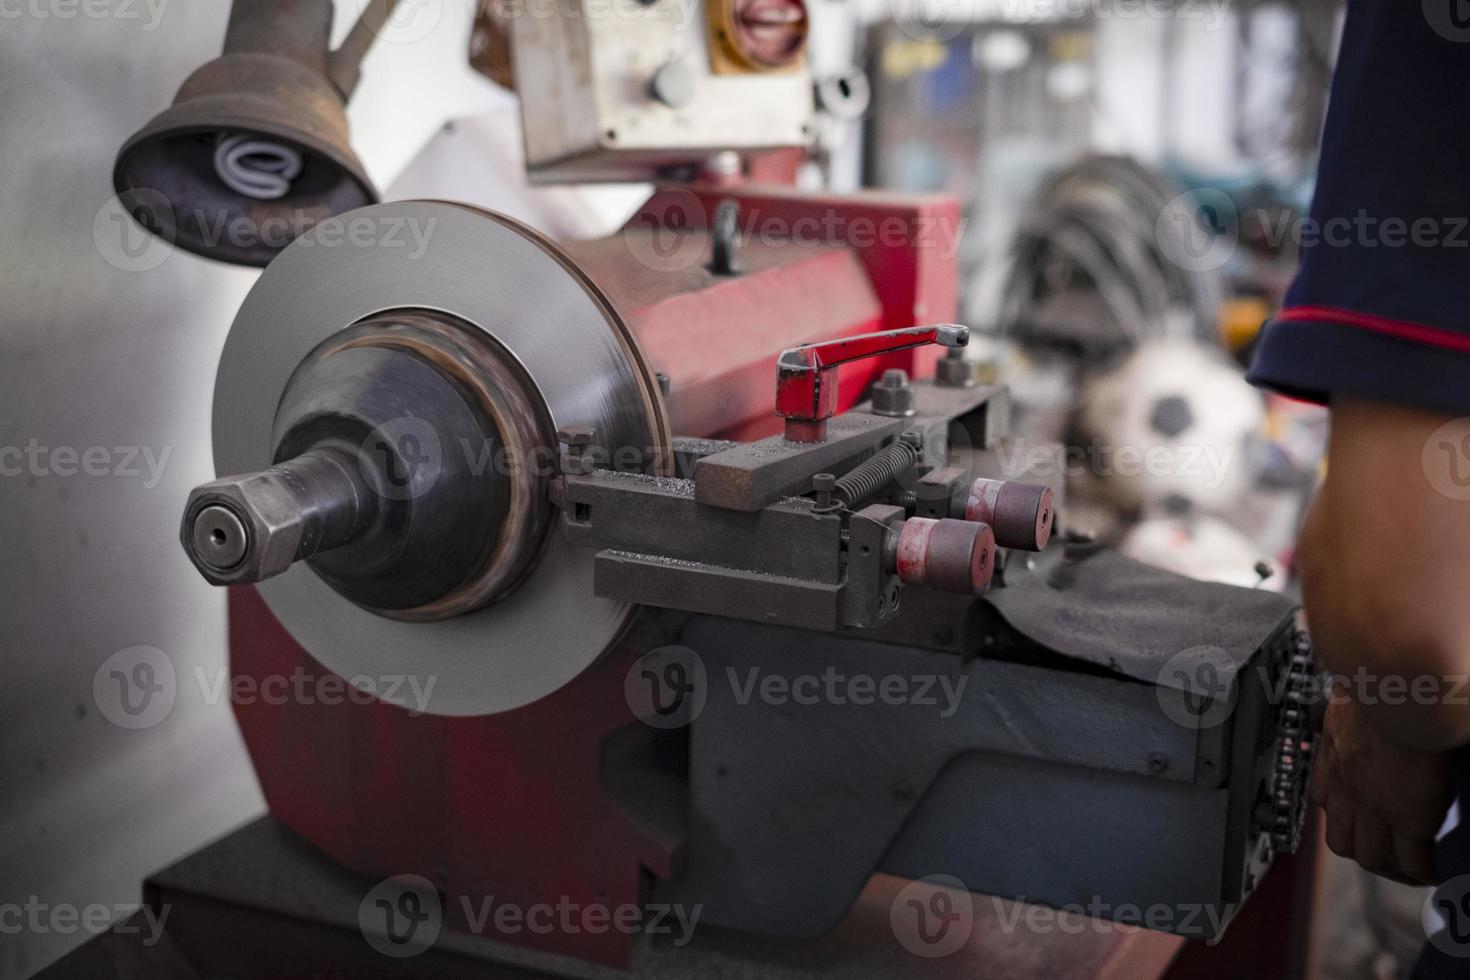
xmin=775 ymin=323 xmax=968 ymax=442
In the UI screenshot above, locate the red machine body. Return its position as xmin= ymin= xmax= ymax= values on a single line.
xmin=228 ymin=183 xmax=960 ymax=967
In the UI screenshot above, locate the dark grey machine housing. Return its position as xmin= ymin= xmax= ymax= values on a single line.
xmin=571 ymin=380 xmax=1314 ymax=943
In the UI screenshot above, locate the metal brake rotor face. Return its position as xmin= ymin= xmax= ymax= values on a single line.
xmin=213 ymin=201 xmax=671 ymax=715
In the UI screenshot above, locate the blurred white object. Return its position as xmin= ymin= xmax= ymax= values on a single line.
xmin=386 ymin=106 xmax=649 ymax=241
xmin=1124 ymin=515 xmax=1286 ymax=591
xmin=1078 ymin=340 xmax=1264 ymax=515
xmin=975 ymin=30 xmax=1032 ymax=73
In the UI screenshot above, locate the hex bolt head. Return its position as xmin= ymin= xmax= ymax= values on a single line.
xmin=179 ymin=450 xmax=372 ymax=588
xmin=936 ymin=348 xmax=975 ymax=388
xmin=558 ymin=425 xmax=599 ymax=476
xmin=811 ymin=472 xmax=838 ymax=512
xmin=181 ymin=475 xmax=311 ymax=586
xmin=871 ymin=369 xmax=915 ymax=418
xmin=557 ymin=426 xmax=596 ymax=452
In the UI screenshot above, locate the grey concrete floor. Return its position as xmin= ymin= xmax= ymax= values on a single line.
xmin=1316 ymin=852 xmax=1431 ymax=980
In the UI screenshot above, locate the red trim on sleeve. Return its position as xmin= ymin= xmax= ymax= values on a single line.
xmin=1277 ymin=305 xmax=1470 ymax=355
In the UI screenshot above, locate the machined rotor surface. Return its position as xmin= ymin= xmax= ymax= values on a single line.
xmin=213 ymin=201 xmax=670 ymax=715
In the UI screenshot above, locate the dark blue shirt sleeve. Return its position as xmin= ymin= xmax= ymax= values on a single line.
xmin=1246 ymin=0 xmax=1470 ymax=417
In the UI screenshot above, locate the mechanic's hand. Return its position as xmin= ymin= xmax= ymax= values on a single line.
xmin=1311 ymin=697 xmax=1455 ymax=886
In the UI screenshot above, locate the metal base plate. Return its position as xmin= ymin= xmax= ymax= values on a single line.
xmin=212 ymin=201 xmax=670 ymax=715
xmin=37 ymin=817 xmax=1184 ymax=979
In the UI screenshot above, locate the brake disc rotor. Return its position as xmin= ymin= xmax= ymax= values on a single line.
xmin=212 ymin=201 xmax=671 ymax=715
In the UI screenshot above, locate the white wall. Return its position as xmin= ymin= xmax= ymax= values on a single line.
xmin=1092 ymin=14 xmax=1244 ymax=170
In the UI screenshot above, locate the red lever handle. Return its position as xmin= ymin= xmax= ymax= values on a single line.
xmin=775 ymin=324 xmax=968 ymax=442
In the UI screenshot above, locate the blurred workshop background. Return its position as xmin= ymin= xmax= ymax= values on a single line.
xmin=0 ymin=0 xmax=1419 ymax=977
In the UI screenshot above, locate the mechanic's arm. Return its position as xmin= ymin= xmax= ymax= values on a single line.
xmin=1245 ymin=0 xmax=1470 ymax=885
xmin=1301 ymin=398 xmax=1470 ymax=752
xmin=1291 ymin=399 xmax=1466 ymax=886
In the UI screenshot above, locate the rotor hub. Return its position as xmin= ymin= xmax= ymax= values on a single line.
xmin=270 ymin=309 xmax=552 ymax=620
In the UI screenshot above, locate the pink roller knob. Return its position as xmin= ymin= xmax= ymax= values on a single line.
xmin=964 ymin=478 xmax=1054 ymax=552
xmin=892 ymin=517 xmax=996 ymax=595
